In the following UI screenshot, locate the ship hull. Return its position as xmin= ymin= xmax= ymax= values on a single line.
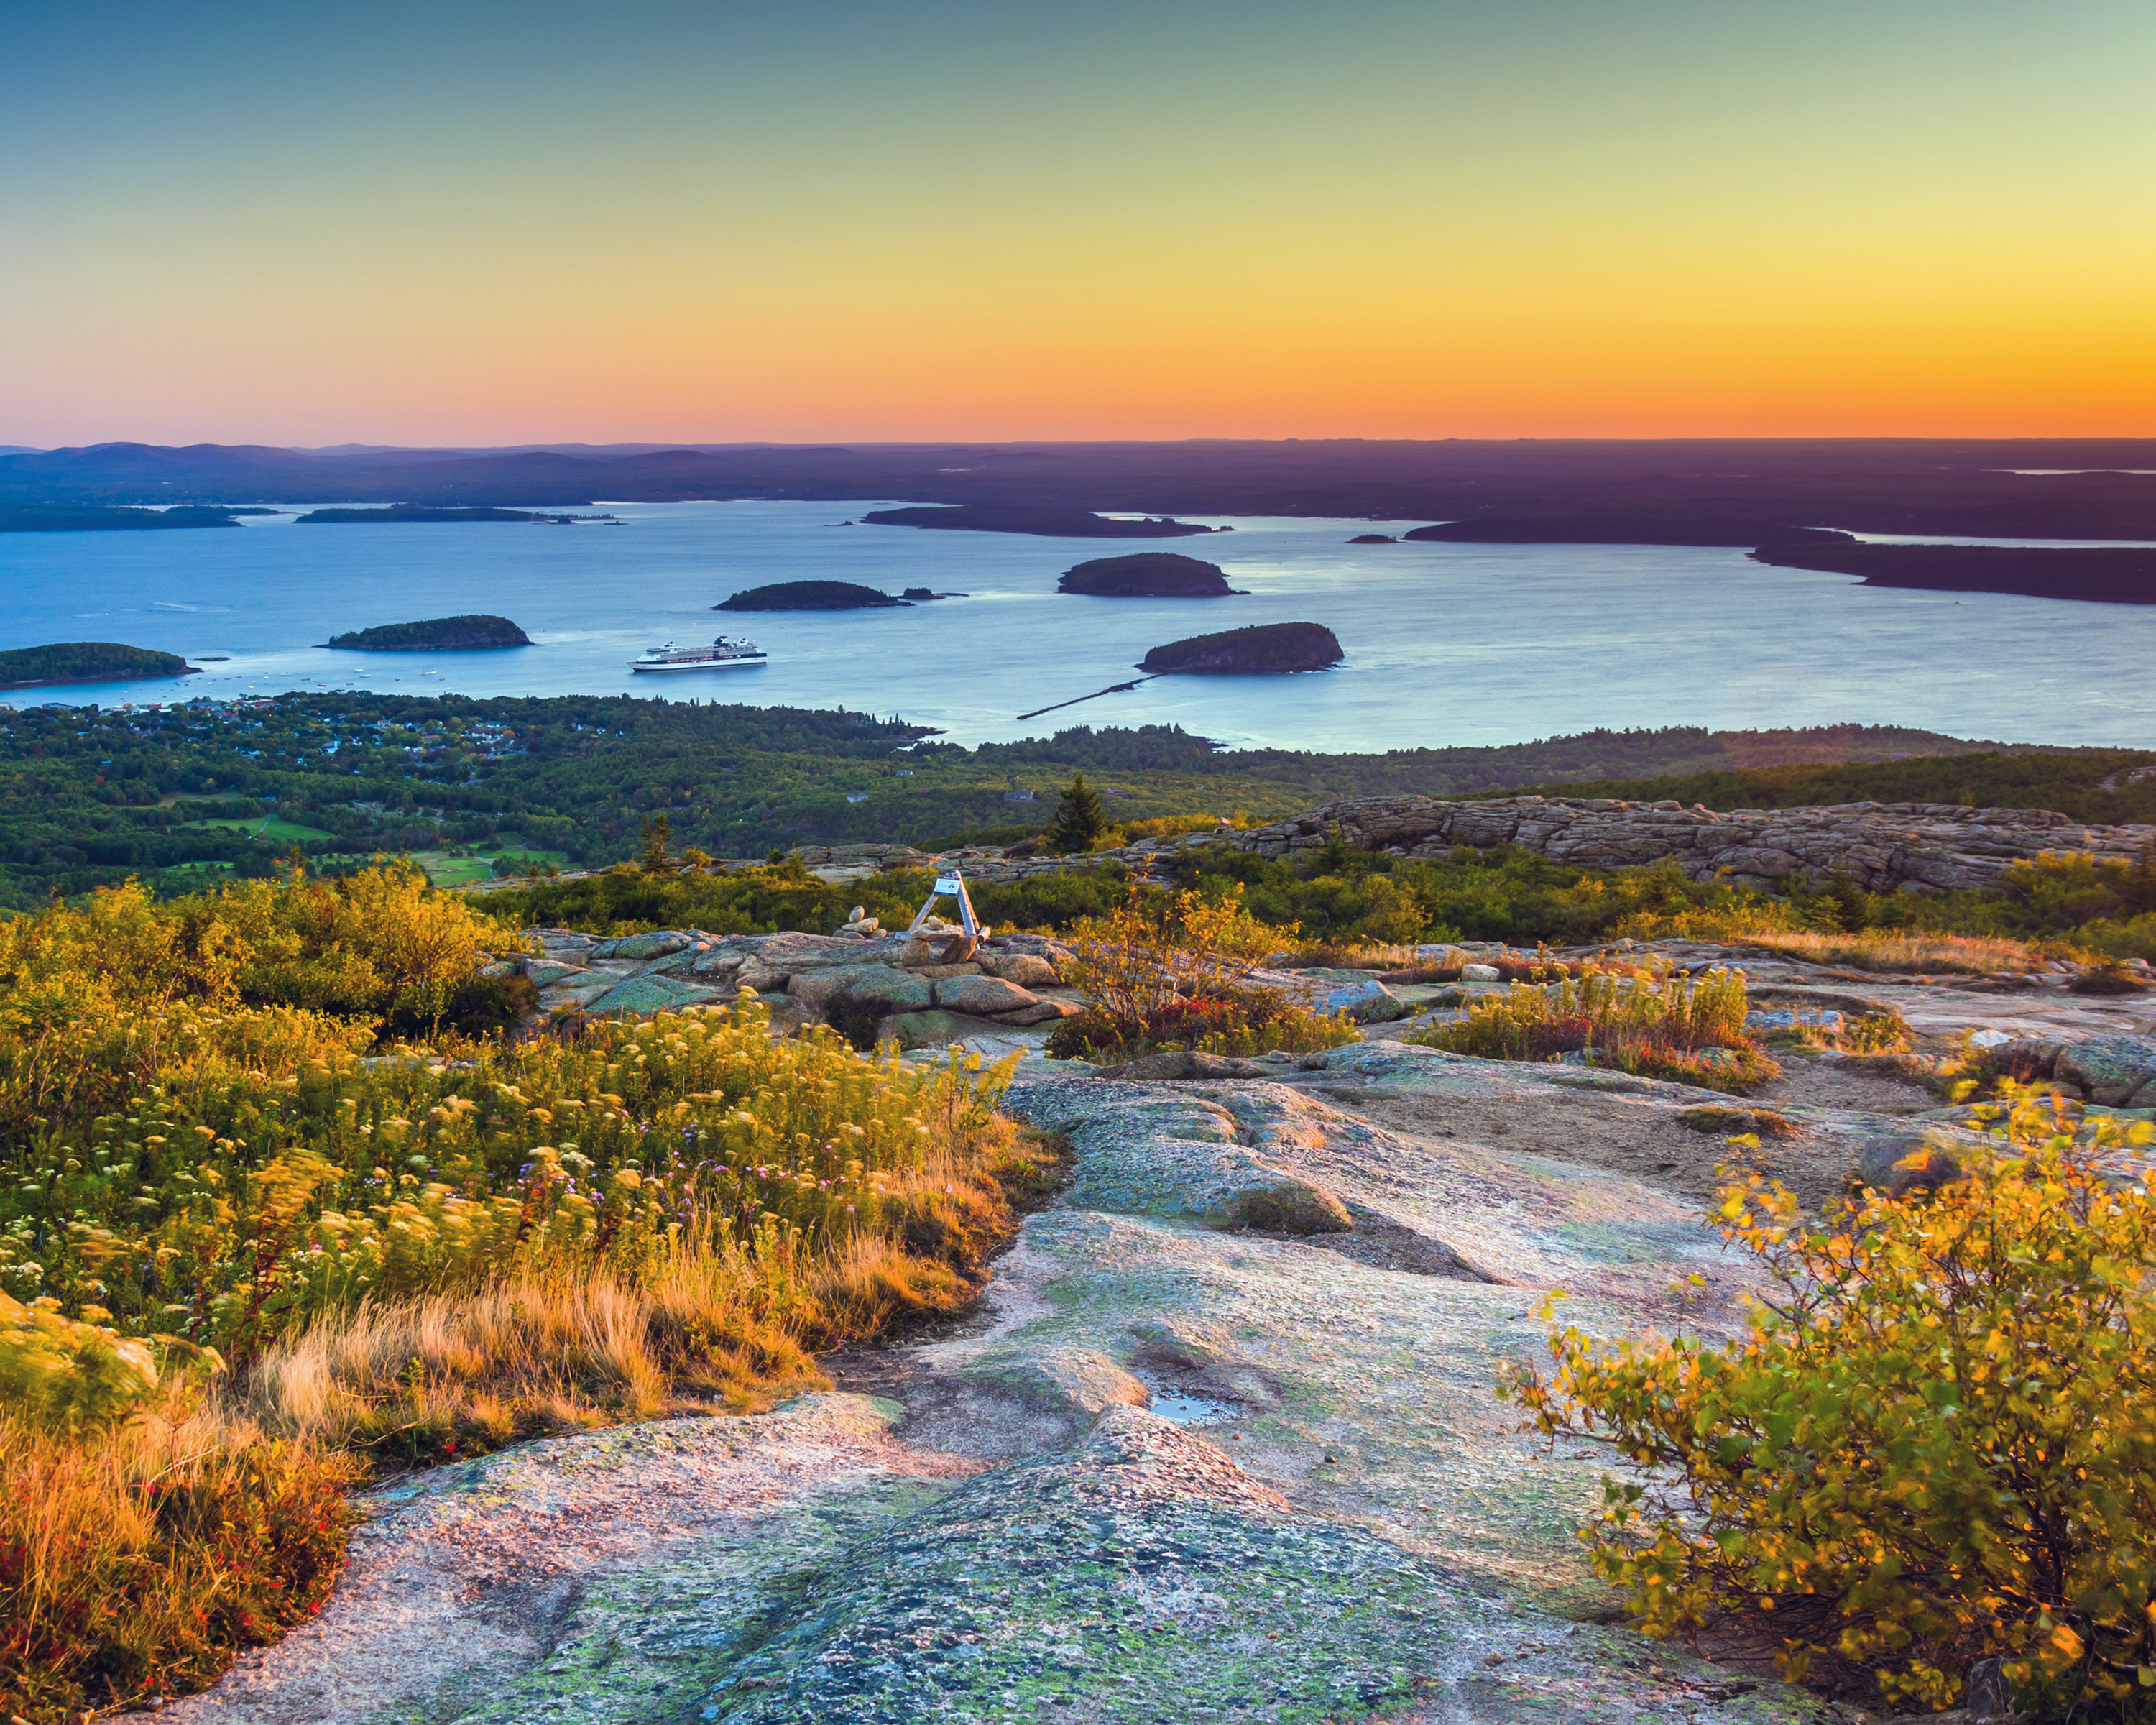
xmin=628 ymin=658 xmax=767 ymax=672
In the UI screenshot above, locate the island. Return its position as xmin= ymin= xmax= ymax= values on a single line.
xmin=900 ymin=586 xmax=967 ymax=601
xmin=324 ymin=615 xmax=533 ymax=651
xmin=1403 ymin=519 xmax=1854 ymax=548
xmin=0 ymin=641 xmax=201 ymax=689
xmin=0 ymin=505 xmax=247 ymax=533
xmin=1139 ymin=621 xmax=1343 ymax=674
xmin=1348 ymin=533 xmax=1396 ymax=544
xmin=862 ymin=505 xmax=1221 ymax=538
xmin=716 ymin=581 xmax=909 ymax=611
xmin=295 ymin=506 xmax=603 ymax=525
xmin=1057 ymin=553 xmax=1244 ymax=597
xmin=1751 ymin=542 xmax=2156 ymax=605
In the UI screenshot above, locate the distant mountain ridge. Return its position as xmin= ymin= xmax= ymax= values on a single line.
xmin=6 ymin=439 xmax=2156 ymax=540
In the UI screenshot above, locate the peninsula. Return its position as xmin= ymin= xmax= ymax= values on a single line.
xmin=1057 ymin=553 xmax=1243 ymax=597
xmin=716 ymin=581 xmax=909 ymax=611
xmin=295 ymin=506 xmax=601 ymax=524
xmin=1404 ymin=518 xmax=1855 ymax=548
xmin=1139 ymin=620 xmax=1343 ymax=673
xmin=0 ymin=505 xmax=247 ymax=533
xmin=861 ymin=505 xmax=1220 ymax=538
xmin=0 ymin=640 xmax=201 ymax=689
xmin=1751 ymin=541 xmax=2156 ymax=605
xmin=324 ymin=615 xmax=532 ymax=651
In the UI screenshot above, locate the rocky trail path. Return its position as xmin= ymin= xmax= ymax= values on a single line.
xmin=172 ymin=958 xmax=2155 ymax=1725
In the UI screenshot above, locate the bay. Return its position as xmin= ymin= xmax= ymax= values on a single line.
xmin=1 ymin=500 xmax=2152 ymax=751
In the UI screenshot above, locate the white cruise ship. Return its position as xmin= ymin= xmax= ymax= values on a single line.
xmin=628 ymin=636 xmax=768 ymax=673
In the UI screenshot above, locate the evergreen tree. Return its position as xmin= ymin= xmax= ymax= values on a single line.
xmin=1044 ymin=772 xmax=1110 ymax=853
xmin=640 ymin=812 xmax=673 ymax=872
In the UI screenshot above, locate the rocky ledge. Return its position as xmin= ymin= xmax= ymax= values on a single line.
xmin=513 ymin=919 xmax=1082 ymax=1050
xmin=1212 ymin=794 xmax=2156 ymax=896
xmin=172 ymin=941 xmax=2154 ymax=1725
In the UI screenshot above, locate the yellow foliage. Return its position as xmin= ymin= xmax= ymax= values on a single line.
xmin=1506 ymin=1094 xmax=2156 ymax=1716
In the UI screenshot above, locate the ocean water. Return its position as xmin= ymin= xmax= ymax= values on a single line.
xmin=2 ymin=500 xmax=2152 ymax=751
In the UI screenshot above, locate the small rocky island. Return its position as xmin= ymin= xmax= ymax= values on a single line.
xmin=1057 ymin=553 xmax=1244 ymax=597
xmin=0 ymin=640 xmax=201 ymax=689
xmin=1139 ymin=620 xmax=1343 ymax=673
xmin=862 ymin=505 xmax=1221 ymax=538
xmin=1348 ymin=533 xmax=1396 ymax=544
xmin=325 ymin=615 xmax=532 ymax=651
xmin=296 ymin=506 xmax=603 ymax=525
xmin=716 ymin=582 xmax=912 ymax=612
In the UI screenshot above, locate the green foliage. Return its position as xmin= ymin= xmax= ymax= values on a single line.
xmin=1506 ymin=1096 xmax=2156 ymax=1719
xmin=0 ymin=642 xmax=193 ymax=688
xmin=322 ymin=615 xmax=528 ymax=650
xmin=1043 ymin=771 xmax=1110 ymax=854
xmin=0 ymin=1293 xmax=167 ymax=1432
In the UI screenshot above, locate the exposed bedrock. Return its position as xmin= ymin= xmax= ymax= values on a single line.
xmin=1212 ymin=794 xmax=2156 ymax=896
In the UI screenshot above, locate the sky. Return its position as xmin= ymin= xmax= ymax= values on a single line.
xmin=2 ymin=0 xmax=2152 ymax=446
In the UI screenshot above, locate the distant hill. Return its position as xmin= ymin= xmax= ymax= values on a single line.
xmin=1141 ymin=621 xmax=1343 ymax=674
xmin=1752 ymin=541 xmax=2156 ymax=604
xmin=716 ymin=582 xmax=908 ymax=611
xmin=0 ymin=641 xmax=200 ymax=689
xmin=861 ymin=505 xmax=1220 ymax=538
xmin=1059 ymin=553 xmax=1241 ymax=597
xmin=325 ymin=616 xmax=532 ymax=651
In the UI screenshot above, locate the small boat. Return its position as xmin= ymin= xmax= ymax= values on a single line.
xmin=629 ymin=636 xmax=768 ymax=673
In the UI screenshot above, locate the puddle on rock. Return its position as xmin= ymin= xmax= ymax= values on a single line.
xmin=1142 ymin=1386 xmax=1238 ymax=1425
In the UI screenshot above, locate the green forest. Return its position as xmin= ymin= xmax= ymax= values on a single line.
xmin=1 ymin=688 xmax=2151 ymax=914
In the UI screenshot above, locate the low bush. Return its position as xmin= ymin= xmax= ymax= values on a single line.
xmin=1043 ymin=875 xmax=1358 ymax=1062
xmin=1409 ymin=968 xmax=1777 ymax=1094
xmin=1506 ymin=1095 xmax=2156 ymax=1719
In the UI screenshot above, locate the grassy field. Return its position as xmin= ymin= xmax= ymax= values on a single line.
xmin=182 ymin=815 xmax=338 ymax=843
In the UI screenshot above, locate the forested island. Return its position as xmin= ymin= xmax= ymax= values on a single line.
xmin=296 ymin=507 xmax=600 ymax=525
xmin=325 ymin=616 xmax=532 ymax=651
xmin=0 ymin=641 xmax=201 ymax=689
xmin=717 ymin=581 xmax=908 ymax=611
xmin=1751 ymin=541 xmax=2156 ymax=604
xmin=1348 ymin=533 xmax=1396 ymax=544
xmin=0 ymin=505 xmax=248 ymax=533
xmin=862 ymin=505 xmax=1221 ymax=538
xmin=1140 ymin=621 xmax=1344 ymax=674
xmin=1058 ymin=553 xmax=1243 ymax=597
xmin=1403 ymin=519 xmax=1854 ymax=548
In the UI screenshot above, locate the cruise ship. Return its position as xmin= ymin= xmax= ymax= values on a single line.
xmin=628 ymin=636 xmax=768 ymax=673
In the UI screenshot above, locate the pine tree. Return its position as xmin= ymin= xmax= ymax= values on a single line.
xmin=640 ymin=812 xmax=673 ymax=873
xmin=1044 ymin=771 xmax=1109 ymax=853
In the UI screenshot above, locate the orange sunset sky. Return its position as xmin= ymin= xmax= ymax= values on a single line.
xmin=3 ymin=0 xmax=2151 ymax=447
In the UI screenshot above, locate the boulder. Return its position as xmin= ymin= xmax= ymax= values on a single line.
xmin=2057 ymin=1036 xmax=2156 ymax=1105
xmin=900 ymin=933 xmax=980 ymax=967
xmin=589 ymin=932 xmax=692 ymax=962
xmin=934 ymin=974 xmax=1041 ymax=1016
xmin=1225 ymin=1177 xmax=1355 ymax=1235
xmin=975 ymin=1347 xmax=1149 ymax=1422
xmin=1003 ymin=999 xmax=1082 ymax=1026
xmin=1095 ymin=1052 xmax=1274 ymax=1081
xmin=1460 ymin=963 xmax=1501 ymax=983
xmin=1976 ymin=1037 xmax=2063 ymax=1082
xmin=523 ymin=959 xmax=589 ymax=986
xmin=787 ymin=963 xmax=934 ymax=1014
xmin=1307 ymin=975 xmax=1406 ymax=1023
xmin=1856 ymin=1133 xmax=1963 ymax=1197
xmin=2132 ymin=1077 xmax=2156 ymax=1110
xmin=978 ymin=951 xmax=1061 ymax=988
xmin=583 ymin=974 xmax=727 ymax=1018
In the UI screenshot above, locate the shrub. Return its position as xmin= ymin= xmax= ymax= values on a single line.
xmin=1044 ymin=875 xmax=1350 ymax=1061
xmin=1505 ymin=1095 xmax=2156 ymax=1719
xmin=1409 ymin=967 xmax=1777 ymax=1094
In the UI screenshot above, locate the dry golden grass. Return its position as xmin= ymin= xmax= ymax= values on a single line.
xmin=0 ymin=1393 xmax=359 ymax=1721
xmin=1726 ymin=929 xmax=2045 ymax=975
